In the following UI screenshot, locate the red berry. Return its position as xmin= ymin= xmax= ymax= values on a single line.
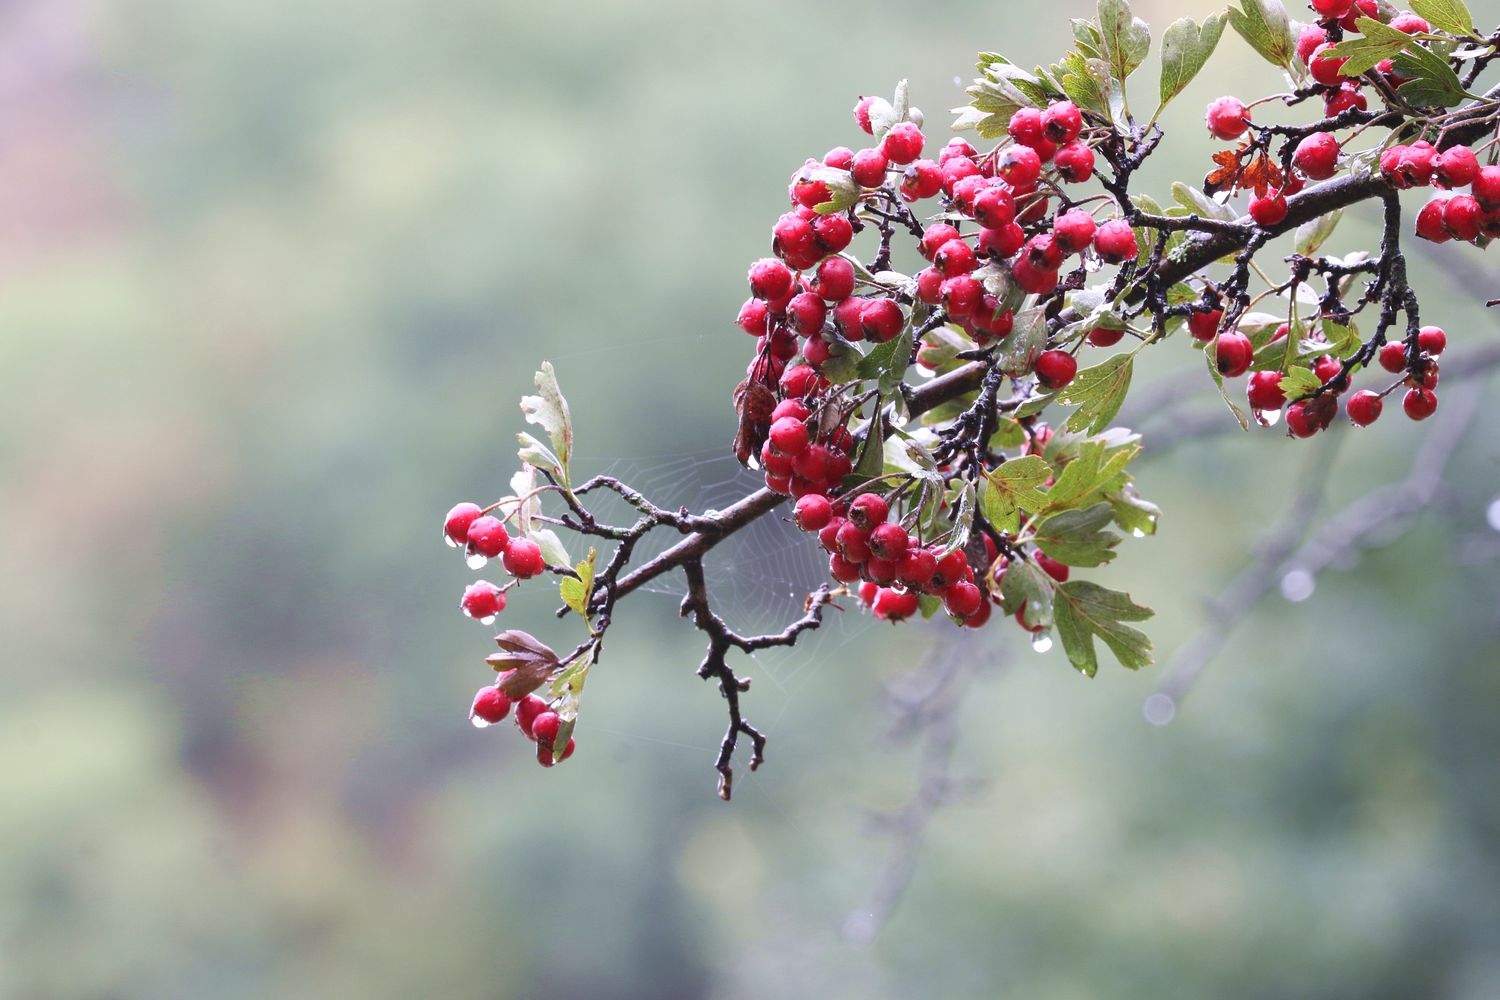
xmin=786 ymin=292 xmax=828 ymax=337
xmin=1309 ymin=43 xmax=1348 ymax=85
xmin=1311 ymin=0 xmax=1354 ymax=19
xmin=881 ymin=122 xmax=925 ymax=165
xmin=1188 ymin=308 xmax=1222 ymax=342
xmin=860 ymin=298 xmax=905 ymax=343
xmin=1378 ymin=341 xmax=1408 ymax=373
xmin=1403 ymin=387 xmax=1438 ymax=421
xmin=1011 ymin=255 xmax=1059 ymax=295
xmin=1248 ymin=370 xmax=1287 ymax=411
xmin=791 ymin=443 xmax=835 ymax=484
xmin=1285 ymin=401 xmax=1320 ymax=438
xmin=537 ymin=737 xmax=576 ymax=767
xmin=812 ymin=257 xmax=855 ymax=302
xmin=1052 ymin=210 xmax=1097 ymax=254
xmin=1323 ymin=82 xmax=1367 ymax=116
xmin=1418 ymin=325 xmax=1446 ymax=355
xmin=1313 ymin=354 xmax=1343 ymax=387
xmin=935 ymin=238 xmax=978 ymax=277
xmin=996 ymin=145 xmax=1041 ymax=187
xmin=920 ymin=223 xmax=962 ymax=260
xmin=502 ymin=537 xmax=545 ymax=579
xmin=850 ymin=147 xmax=889 ymax=187
xmin=1297 ymin=24 xmax=1329 ymax=65
xmin=868 ymin=522 xmax=910 ymax=562
xmin=1474 ymin=166 xmax=1500 ymax=209
xmin=836 ymin=520 xmax=872 ymax=562
xmin=812 ymin=213 xmax=853 ymax=254
xmin=1008 ymin=108 xmax=1044 ymax=146
xmin=943 ymin=580 xmax=983 ymax=619
xmin=1435 ymin=146 xmax=1480 ymax=189
xmin=1087 ymin=325 xmax=1125 ymax=348
xmin=736 ymin=297 xmax=770 ymax=336
xmin=773 ymin=213 xmax=815 ymax=260
xmin=978 ymin=223 xmax=1025 ymax=259
xmin=466 ymin=516 xmax=510 ymax=559
xmin=1442 ymin=195 xmax=1482 ymax=241
xmin=1215 ymin=332 xmax=1254 ymax=377
xmin=444 ymin=502 xmax=484 ymax=547
xmin=848 ymin=492 xmax=890 ymax=531
xmin=1205 ymin=97 xmax=1251 ymax=140
xmin=853 ymin=96 xmax=876 ymax=134
xmin=900 ymin=160 xmax=944 ymax=201
xmin=531 ymin=711 xmax=562 ymax=749
xmin=829 ymin=553 xmax=862 ymax=583
xmin=1093 ymin=219 xmax=1138 ymax=263
xmin=940 ymin=155 xmax=980 ymax=194
xmin=1250 ymin=192 xmax=1289 ymax=227
xmin=1346 ymin=390 xmax=1383 ymax=426
xmin=1035 ymin=350 xmax=1078 ymax=390
xmin=1293 ymin=133 xmax=1340 ymax=181
xmin=768 ymin=416 xmax=809 ymax=455
xmin=794 ymin=493 xmax=833 ymax=531
xmin=872 ymin=587 xmax=920 ymax=622
xmin=1416 ymin=199 xmax=1451 ymax=243
xmin=470 ymin=686 xmax=512 ymax=726
xmin=515 ymin=694 xmax=547 ymax=738
xmin=1388 ymin=13 xmax=1430 ymax=33
xmin=748 ymin=258 xmax=795 ymax=300
xmin=971 ymin=186 xmax=1016 ymax=229
xmin=932 ymin=549 xmax=971 ymax=589
xmin=1034 ymin=551 xmax=1069 ymax=583
xmin=1054 ymin=141 xmax=1095 ymax=183
xmin=898 ymin=547 xmax=938 ymax=589
xmin=780 ymin=364 xmax=823 ymax=399
xmin=1042 ymin=101 xmax=1083 ymax=143
xmin=1339 ymin=0 xmax=1379 ymax=30
xmin=461 ymin=580 xmax=505 ymax=620
xmin=915 ymin=267 xmax=944 ymax=305
xmin=942 ymin=275 xmax=984 ymax=316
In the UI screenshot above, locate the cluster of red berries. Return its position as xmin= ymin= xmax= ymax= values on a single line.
xmin=443 ymin=501 xmax=548 ymax=622
xmin=444 ymin=501 xmax=575 ymax=766
xmin=468 ymin=684 xmax=576 ymax=768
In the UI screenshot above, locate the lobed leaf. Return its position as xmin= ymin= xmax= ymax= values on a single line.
xmin=1053 ymin=581 xmax=1155 ymax=676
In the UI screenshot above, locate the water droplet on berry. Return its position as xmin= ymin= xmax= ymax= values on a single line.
xmin=1486 ymin=497 xmax=1500 ymax=532
xmin=1257 ymin=408 xmax=1281 ymax=428
xmin=1143 ymin=693 xmax=1176 ymax=726
xmin=470 ymin=716 xmax=491 ymax=729
xmin=444 ymin=533 xmax=460 ymax=548
xmin=1131 ymin=527 xmax=1147 ymax=538
xmin=1031 ymin=632 xmax=1053 ymax=653
xmin=1280 ymin=569 xmax=1315 ymax=602
xmin=478 ymin=614 xmax=496 ymax=625
xmin=465 ymin=551 xmax=488 ymax=570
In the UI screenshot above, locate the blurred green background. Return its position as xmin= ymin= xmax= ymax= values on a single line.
xmin=4 ymin=0 xmax=1500 ymax=997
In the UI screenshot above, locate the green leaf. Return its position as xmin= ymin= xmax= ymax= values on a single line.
xmin=1205 ymin=349 xmax=1251 ymax=431
xmin=852 ymin=422 xmax=887 ymax=485
xmin=1228 ymin=0 xmax=1296 ymax=69
xmin=516 ymin=432 xmax=563 ymax=481
xmin=1325 ymin=17 xmax=1412 ymax=76
xmin=1295 ymin=207 xmax=1342 ymax=255
xmin=1041 ymin=438 xmax=1138 ymax=515
xmin=544 ymin=657 xmax=591 ymax=764
xmin=1033 ymin=502 xmax=1122 ymax=567
xmin=999 ymin=557 xmax=1054 ymax=627
xmin=1105 ymin=483 xmax=1161 ymax=536
xmin=1278 ymin=365 xmax=1323 ymax=399
xmin=1409 ymin=0 xmax=1475 ymax=36
xmin=1393 ymin=43 xmax=1473 ymax=106
xmin=519 ymin=361 xmax=573 ymax=487
xmin=1157 ymin=14 xmax=1227 ymax=112
xmin=998 ymin=306 xmax=1048 ymax=378
xmin=1171 ymin=181 xmax=1237 ymax=223
xmin=1053 ymin=581 xmax=1154 ymax=676
xmin=558 ymin=548 xmax=597 ymax=630
xmin=528 ymin=528 xmax=570 ymax=569
xmin=978 ymin=455 xmax=1054 ymax=534
xmin=942 ymin=480 xmax=977 ymax=555
xmin=1055 ymin=51 xmax=1114 ymax=118
xmin=857 ymin=327 xmax=913 ymax=393
xmin=1098 ymin=0 xmax=1152 ymax=82
xmin=1059 ymin=353 xmax=1134 ymax=434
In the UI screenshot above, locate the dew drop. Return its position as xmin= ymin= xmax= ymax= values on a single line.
xmin=444 ymin=533 xmax=460 ymax=549
xmin=1486 ymin=497 xmax=1500 ymax=533
xmin=1280 ymin=568 xmax=1315 ymax=603
xmin=1031 ymin=632 xmax=1053 ymax=653
xmin=470 ymin=716 xmax=491 ymax=729
xmin=1131 ymin=527 xmax=1147 ymax=538
xmin=465 ymin=551 xmax=488 ymax=570
xmin=479 ymin=614 xmax=496 ymax=625
xmin=1143 ymin=693 xmax=1176 ymax=726
xmin=460 ymin=606 xmax=474 ymax=620
xmin=1257 ymin=408 xmax=1282 ymax=427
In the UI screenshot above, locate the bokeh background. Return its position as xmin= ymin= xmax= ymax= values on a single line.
xmin=4 ymin=0 xmax=1500 ymax=996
